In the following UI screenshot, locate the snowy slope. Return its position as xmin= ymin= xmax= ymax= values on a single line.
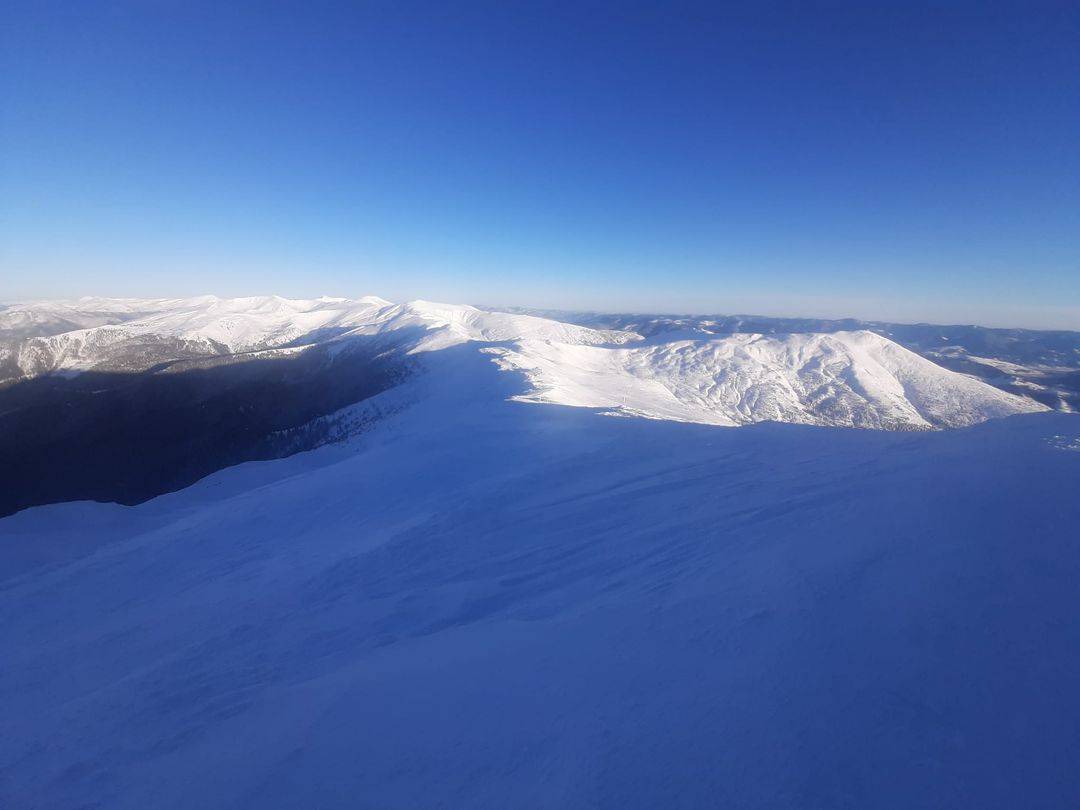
xmin=3 ymin=295 xmax=394 ymax=378
xmin=1 ymin=295 xmax=1045 ymax=430
xmin=1 ymin=345 xmax=1078 ymax=808
xmin=492 ymin=329 xmax=1045 ymax=428
xmin=504 ymin=307 xmax=1080 ymax=412
xmin=1 ymin=296 xmax=634 ymax=379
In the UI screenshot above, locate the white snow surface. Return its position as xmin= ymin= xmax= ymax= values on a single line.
xmin=490 ymin=329 xmax=1045 ymax=428
xmin=1 ymin=339 xmax=1079 ymax=808
xmin=2 ymin=295 xmax=1045 ymax=429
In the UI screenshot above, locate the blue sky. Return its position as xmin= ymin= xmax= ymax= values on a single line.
xmin=2 ymin=1 xmax=1078 ymax=328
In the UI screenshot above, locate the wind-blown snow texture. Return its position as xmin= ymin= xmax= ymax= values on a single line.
xmin=2 ymin=297 xmax=1078 ymax=809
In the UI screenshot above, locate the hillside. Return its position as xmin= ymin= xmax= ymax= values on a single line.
xmin=2 ymin=352 xmax=1078 ymax=807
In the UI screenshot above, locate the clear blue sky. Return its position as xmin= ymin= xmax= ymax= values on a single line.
xmin=2 ymin=1 xmax=1078 ymax=328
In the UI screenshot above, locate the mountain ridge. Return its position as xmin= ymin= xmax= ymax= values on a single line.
xmin=0 ymin=295 xmax=1047 ymax=432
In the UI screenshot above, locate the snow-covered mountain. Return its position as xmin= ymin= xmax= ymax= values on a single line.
xmin=2 ymin=294 xmax=1079 ymax=808
xmin=0 ymin=295 xmax=633 ymax=379
xmin=2 ymin=347 xmax=1079 ymax=808
xmin=507 ymin=306 xmax=1080 ymax=412
xmin=1 ymin=295 xmax=394 ymax=377
xmin=0 ymin=295 xmax=1045 ymax=429
xmin=491 ymin=329 xmax=1043 ymax=429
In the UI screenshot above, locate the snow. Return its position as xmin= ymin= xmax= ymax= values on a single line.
xmin=3 ymin=296 xmax=1046 ymax=429
xmin=2 ymin=294 xmax=1077 ymax=807
xmin=490 ymin=328 xmax=1043 ymax=429
xmin=1 ymin=337 xmax=1079 ymax=808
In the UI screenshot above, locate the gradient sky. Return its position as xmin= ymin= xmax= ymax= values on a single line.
xmin=2 ymin=1 xmax=1079 ymax=328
